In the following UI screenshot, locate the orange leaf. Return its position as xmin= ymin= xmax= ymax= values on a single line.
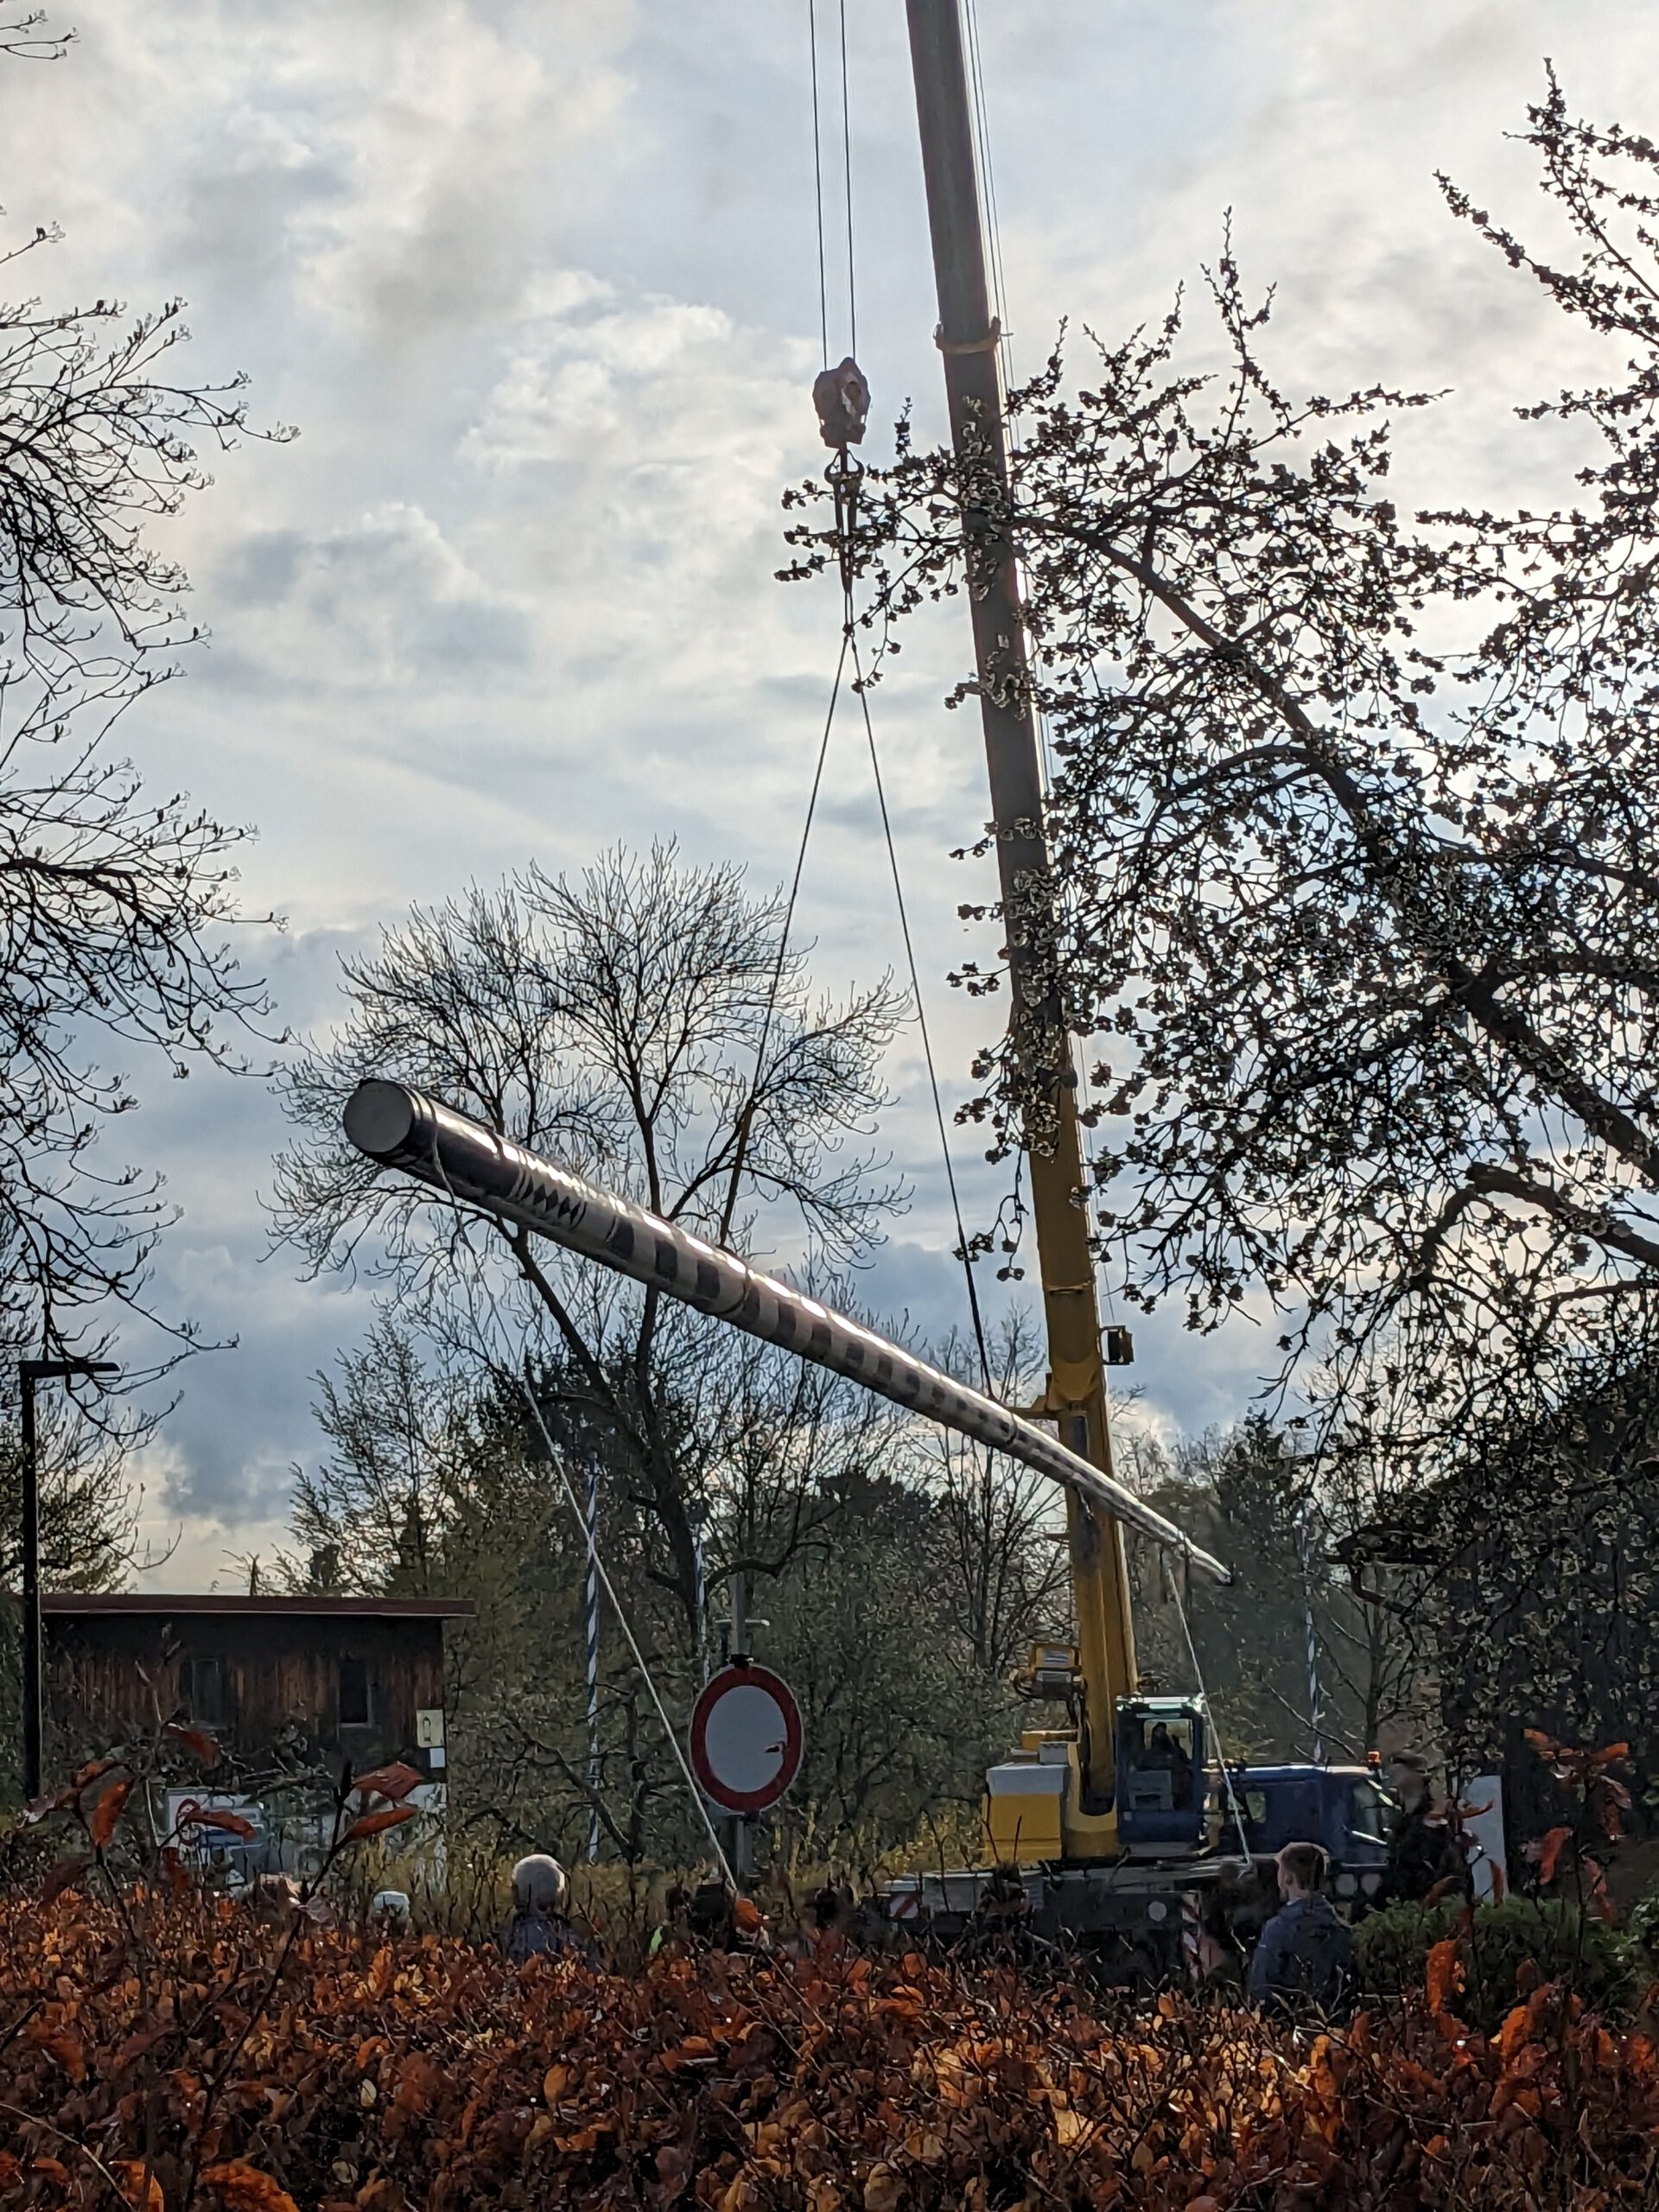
xmin=168 ymin=1722 xmax=222 ymax=1764
xmin=343 ymin=1807 xmax=418 ymax=1843
xmin=204 ymin=2164 xmax=302 ymax=2212
xmin=1425 ymin=1936 xmax=1465 ymax=2018
xmin=353 ymin=1762 xmax=425 ymax=1802
xmin=41 ymin=1855 xmax=88 ymax=1903
xmin=177 ymin=1804 xmax=259 ymax=1841
xmin=29 ymin=2024 xmax=86 ymax=2082
xmin=86 ymin=1776 xmax=134 ymax=1849
xmin=1535 ymin=1825 xmax=1573 ymax=1884
xmin=862 ymin=2167 xmax=900 ymax=2212
xmin=114 ymin=2161 xmax=165 ymax=2212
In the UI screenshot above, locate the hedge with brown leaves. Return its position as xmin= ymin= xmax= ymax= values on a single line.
xmin=2 ymin=1893 xmax=1656 ymax=2211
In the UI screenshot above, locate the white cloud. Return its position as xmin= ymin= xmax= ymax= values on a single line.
xmin=6 ymin=0 xmax=1657 ymax=1558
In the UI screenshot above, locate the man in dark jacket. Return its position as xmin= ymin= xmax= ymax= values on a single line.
xmin=1248 ymin=1842 xmax=1354 ymax=2017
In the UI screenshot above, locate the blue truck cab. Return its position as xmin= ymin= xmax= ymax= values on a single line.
xmin=1225 ymin=1763 xmax=1393 ymax=1901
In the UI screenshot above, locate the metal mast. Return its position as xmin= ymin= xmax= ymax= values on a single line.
xmin=903 ymin=0 xmax=1135 ymax=1816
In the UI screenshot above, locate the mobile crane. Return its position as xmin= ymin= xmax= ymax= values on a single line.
xmin=870 ymin=2 xmax=1389 ymax=1977
xmin=342 ymin=0 xmax=1389 ymax=1988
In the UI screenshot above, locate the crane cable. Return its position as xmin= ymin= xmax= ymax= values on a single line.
xmin=517 ymin=1368 xmax=738 ymax=1887
xmin=848 ymin=613 xmax=994 ymax=1393
xmin=807 ymin=0 xmax=829 ymax=365
xmin=836 ymin=0 xmax=857 ymax=357
xmin=727 ymin=3 xmax=994 ymax=1396
xmin=714 ymin=0 xmax=853 ymax=1248
xmin=715 ymin=631 xmax=848 ymax=1248
xmin=1165 ymin=1556 xmax=1254 ymax=1873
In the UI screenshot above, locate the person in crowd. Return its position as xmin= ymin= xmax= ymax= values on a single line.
xmin=1382 ymin=1751 xmax=1465 ymax=1904
xmin=370 ymin=1888 xmax=412 ymax=1939
xmin=675 ymin=1877 xmax=772 ymax=1955
xmin=810 ymin=1879 xmax=857 ymax=1943
xmin=1248 ymin=1841 xmax=1355 ymax=2018
xmin=501 ymin=1853 xmax=584 ymax=1965
xmin=961 ymin=1863 xmax=1065 ymax=1974
xmin=648 ymin=1883 xmax=693 ymax=1961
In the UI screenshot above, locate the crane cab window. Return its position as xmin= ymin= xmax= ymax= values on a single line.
xmin=1122 ymin=1713 xmax=1196 ymax=1809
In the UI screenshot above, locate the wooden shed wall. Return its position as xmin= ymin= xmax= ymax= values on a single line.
xmin=47 ymin=1613 xmax=447 ymax=1773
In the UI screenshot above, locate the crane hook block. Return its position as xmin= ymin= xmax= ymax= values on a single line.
xmin=813 ymin=356 xmax=870 ymax=448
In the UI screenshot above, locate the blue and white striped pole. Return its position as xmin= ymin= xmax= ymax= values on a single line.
xmin=585 ymin=1453 xmax=601 ymax=1862
xmin=691 ymin=1510 xmax=709 ymax=1686
xmin=1300 ymin=1501 xmax=1325 ymax=1765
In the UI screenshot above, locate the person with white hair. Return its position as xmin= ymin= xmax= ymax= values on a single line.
xmin=371 ymin=1889 xmax=412 ymax=1938
xmin=501 ymin=1853 xmax=582 ymax=1965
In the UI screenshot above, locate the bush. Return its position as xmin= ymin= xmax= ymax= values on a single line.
xmin=1355 ymin=1895 xmax=1640 ymax=2030
xmin=4 ymin=1888 xmax=1659 ymax=2209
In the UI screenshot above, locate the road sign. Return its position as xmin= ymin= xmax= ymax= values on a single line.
xmin=689 ymin=1662 xmax=804 ymax=1815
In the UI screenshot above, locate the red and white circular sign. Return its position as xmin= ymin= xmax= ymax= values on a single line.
xmin=689 ymin=1662 xmax=804 ymax=1815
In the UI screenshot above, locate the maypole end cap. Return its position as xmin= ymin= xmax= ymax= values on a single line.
xmin=344 ymin=1079 xmax=420 ymax=1160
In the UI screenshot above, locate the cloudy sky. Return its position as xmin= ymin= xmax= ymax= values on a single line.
xmin=3 ymin=1 xmax=1649 ymax=1584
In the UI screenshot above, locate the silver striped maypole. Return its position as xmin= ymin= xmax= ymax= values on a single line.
xmin=340 ymin=1079 xmax=1233 ymax=1587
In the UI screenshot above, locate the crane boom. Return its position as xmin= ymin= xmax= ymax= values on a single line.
xmin=342 ymin=1077 xmax=1230 ymax=1585
xmin=904 ymin=0 xmax=1138 ymax=1821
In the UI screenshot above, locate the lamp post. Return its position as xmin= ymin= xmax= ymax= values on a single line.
xmin=18 ymin=1358 xmax=117 ymax=1800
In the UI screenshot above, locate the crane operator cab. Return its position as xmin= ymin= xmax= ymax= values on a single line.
xmin=1115 ymin=1696 xmax=1207 ymax=1855
xmin=985 ymin=1669 xmax=1211 ymax=1864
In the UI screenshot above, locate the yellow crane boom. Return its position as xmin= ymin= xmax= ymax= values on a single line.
xmin=905 ymin=0 xmax=1137 ymax=1840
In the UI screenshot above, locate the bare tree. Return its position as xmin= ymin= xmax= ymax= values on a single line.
xmin=1 ymin=13 xmax=289 ymax=1371
xmin=274 ymin=844 xmax=907 ymax=1642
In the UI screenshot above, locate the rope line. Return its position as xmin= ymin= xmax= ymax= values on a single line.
xmin=1166 ymin=1559 xmax=1254 ymax=1872
xmin=807 ymin=0 xmax=830 ymax=366
xmin=415 ymin=1130 xmax=736 ymax=1885
xmin=846 ymin=615 xmax=994 ymax=1395
xmin=716 ymin=626 xmax=849 ymax=1248
xmin=519 ymin=1369 xmax=737 ymax=1886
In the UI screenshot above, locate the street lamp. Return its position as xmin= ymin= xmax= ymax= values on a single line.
xmin=18 ymin=1358 xmax=118 ymax=1800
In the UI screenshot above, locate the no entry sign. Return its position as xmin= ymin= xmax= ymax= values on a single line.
xmin=689 ymin=1662 xmax=804 ymax=1815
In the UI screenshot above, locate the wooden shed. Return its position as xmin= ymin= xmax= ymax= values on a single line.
xmin=42 ymin=1593 xmax=473 ymax=1785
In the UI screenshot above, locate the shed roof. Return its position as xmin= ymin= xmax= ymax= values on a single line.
xmin=41 ymin=1593 xmax=474 ymax=1619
